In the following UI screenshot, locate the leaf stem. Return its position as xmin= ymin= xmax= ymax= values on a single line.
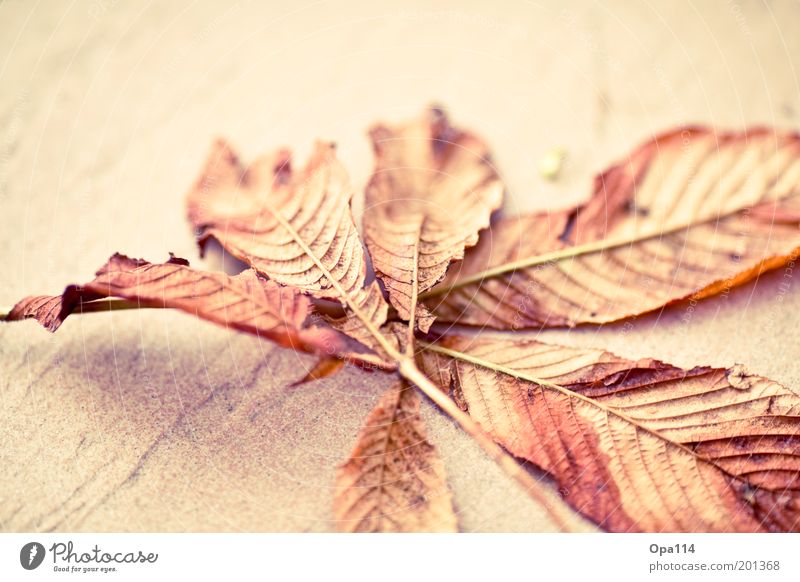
xmin=266 ymin=205 xmax=576 ymax=528
xmin=263 ymin=229 xmax=573 ymax=525
xmin=420 ymin=207 xmax=747 ymax=299
xmin=0 ymin=298 xmax=150 ymax=321
xmin=396 ymin=357 xmax=577 ymax=532
xmin=3 ymin=210 xmax=580 ymax=529
xmin=419 ymin=341 xmax=568 ymax=391
xmin=419 ymin=340 xmax=734 ymax=481
xmin=1 ymin=293 xmax=575 ymax=528
xmin=76 ymin=298 xmax=155 ymax=314
xmin=265 ymin=207 xmax=402 ymax=359
xmin=405 ymin=234 xmax=422 ymax=357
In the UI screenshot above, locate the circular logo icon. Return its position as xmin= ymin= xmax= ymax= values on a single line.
xmin=20 ymin=542 xmax=46 ymax=570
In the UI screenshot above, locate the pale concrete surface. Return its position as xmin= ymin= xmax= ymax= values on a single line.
xmin=1 ymin=0 xmax=798 ymax=532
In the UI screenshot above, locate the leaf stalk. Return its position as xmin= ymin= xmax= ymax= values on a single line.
xmin=420 ymin=206 xmax=748 ymax=299
xmin=396 ymin=356 xmax=577 ymax=532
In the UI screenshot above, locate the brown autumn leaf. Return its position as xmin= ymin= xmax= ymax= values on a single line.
xmin=421 ymin=336 xmax=800 ymax=532
xmin=334 ymin=380 xmax=458 ymax=532
xmin=426 ymin=127 xmax=800 ymax=328
xmin=6 ymin=253 xmax=386 ymax=368
xmin=187 ymin=139 xmax=392 ymax=353
xmin=291 ymin=357 xmax=346 ymax=386
xmin=6 ymin=115 xmax=800 ymax=534
xmin=363 ymin=107 xmax=504 ymax=334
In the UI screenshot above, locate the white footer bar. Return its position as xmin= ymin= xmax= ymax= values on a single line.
xmin=2 ymin=533 xmax=798 ymax=581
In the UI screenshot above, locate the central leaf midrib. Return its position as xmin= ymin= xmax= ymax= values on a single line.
xmin=421 ymin=196 xmax=797 ymax=299
xmin=262 ymin=204 xmax=400 ymax=360
xmin=421 ymin=342 xmax=776 ymax=491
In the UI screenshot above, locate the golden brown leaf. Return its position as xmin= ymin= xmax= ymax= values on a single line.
xmin=427 ymin=127 xmax=800 ymax=328
xmin=10 ymin=115 xmax=796 ymax=534
xmin=6 ymin=253 xmax=385 ymax=367
xmin=363 ymin=107 xmax=504 ymax=334
xmin=187 ymin=139 xmax=392 ymax=352
xmin=334 ymin=381 xmax=458 ymax=532
xmin=421 ymin=336 xmax=800 ymax=532
xmin=291 ymin=358 xmax=346 ymax=386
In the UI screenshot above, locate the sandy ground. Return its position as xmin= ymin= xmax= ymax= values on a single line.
xmin=1 ymin=0 xmax=799 ymax=532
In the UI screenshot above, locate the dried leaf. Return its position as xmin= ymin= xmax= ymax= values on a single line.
xmin=427 ymin=127 xmax=800 ymax=328
xmin=291 ymin=358 xmax=346 ymax=386
xmin=363 ymin=107 xmax=504 ymax=334
xmin=421 ymin=336 xmax=800 ymax=532
xmin=334 ymin=381 xmax=458 ymax=532
xmin=7 ymin=253 xmax=384 ymax=367
xmin=188 ymin=139 xmax=393 ymax=353
xmin=10 ymin=114 xmax=798 ymax=534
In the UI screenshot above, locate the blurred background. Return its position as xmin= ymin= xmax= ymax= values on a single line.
xmin=1 ymin=0 xmax=798 ymax=532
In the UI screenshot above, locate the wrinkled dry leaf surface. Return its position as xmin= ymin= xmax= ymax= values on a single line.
xmin=7 ymin=118 xmax=800 ymax=534
xmin=7 ymin=253 xmax=382 ymax=367
xmin=421 ymin=336 xmax=800 ymax=532
xmin=334 ymin=381 xmax=458 ymax=532
xmin=363 ymin=107 xmax=504 ymax=332
xmin=188 ymin=139 xmax=392 ymax=353
xmin=430 ymin=128 xmax=800 ymax=328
